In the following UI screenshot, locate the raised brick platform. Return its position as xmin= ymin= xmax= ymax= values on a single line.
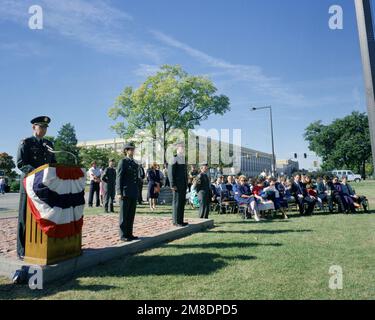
xmin=0 ymin=215 xmax=214 ymax=284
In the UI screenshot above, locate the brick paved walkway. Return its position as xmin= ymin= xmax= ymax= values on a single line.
xmin=0 ymin=215 xmax=197 ymax=259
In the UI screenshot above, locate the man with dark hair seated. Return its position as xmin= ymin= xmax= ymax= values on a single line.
xmin=325 ymin=176 xmax=345 ymax=213
xmin=331 ymin=176 xmax=355 ymax=213
xmin=210 ymin=177 xmax=220 ymax=212
xmin=341 ymin=176 xmax=368 ymax=213
xmin=290 ymin=174 xmax=316 ymax=215
xmin=316 ymin=176 xmax=334 ymax=212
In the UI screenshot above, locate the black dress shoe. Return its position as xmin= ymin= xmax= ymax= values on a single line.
xmin=126 ymin=236 xmax=139 ymax=241
xmin=174 ymin=223 xmax=188 ymax=227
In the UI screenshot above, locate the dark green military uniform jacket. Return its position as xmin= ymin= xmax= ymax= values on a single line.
xmin=101 ymin=167 xmax=117 ymax=189
xmin=116 ymin=157 xmax=139 ymax=199
xmin=169 ymin=155 xmax=188 ymax=192
xmin=17 ymin=136 xmax=57 ymax=174
xmin=195 ymin=172 xmax=211 ymax=193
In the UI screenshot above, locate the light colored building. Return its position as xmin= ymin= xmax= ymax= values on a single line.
xmin=276 ymin=159 xmax=299 ymax=177
xmin=78 ymin=137 xmax=273 ymax=177
xmin=77 ymin=138 xmax=126 ymax=153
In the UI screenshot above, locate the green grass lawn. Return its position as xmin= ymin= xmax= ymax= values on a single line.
xmin=1 ymin=181 xmax=375 ymax=300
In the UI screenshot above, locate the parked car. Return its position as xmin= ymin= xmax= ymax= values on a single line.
xmin=331 ymin=170 xmax=362 ymax=182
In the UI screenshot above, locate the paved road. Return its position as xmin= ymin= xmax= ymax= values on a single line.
xmin=0 ymin=193 xmax=19 ymax=211
xmin=0 ymin=189 xmax=151 ymax=218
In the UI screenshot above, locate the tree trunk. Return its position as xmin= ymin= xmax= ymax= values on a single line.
xmin=163 ymin=122 xmax=167 ymax=165
xmin=362 ymin=160 xmax=366 ymax=180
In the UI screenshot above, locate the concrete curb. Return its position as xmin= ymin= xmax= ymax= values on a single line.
xmin=0 ymin=219 xmax=214 ymax=285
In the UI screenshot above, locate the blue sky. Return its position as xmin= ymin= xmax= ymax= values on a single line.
xmin=0 ymin=0 xmax=370 ymax=170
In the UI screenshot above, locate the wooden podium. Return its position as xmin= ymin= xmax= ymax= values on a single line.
xmin=24 ymin=164 xmax=83 ymax=265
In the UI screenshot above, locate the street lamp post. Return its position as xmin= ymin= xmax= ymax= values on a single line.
xmin=250 ymin=106 xmax=276 ymax=176
xmin=355 ymin=0 xmax=375 ymax=174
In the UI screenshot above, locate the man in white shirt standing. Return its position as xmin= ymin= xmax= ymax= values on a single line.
xmin=88 ymin=161 xmax=101 ymax=207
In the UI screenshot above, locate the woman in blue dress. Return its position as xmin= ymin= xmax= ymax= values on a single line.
xmin=234 ymin=175 xmax=261 ymax=222
xmin=147 ymin=163 xmax=161 ymax=211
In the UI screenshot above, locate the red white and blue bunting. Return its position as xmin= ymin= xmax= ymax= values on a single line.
xmin=24 ymin=166 xmax=86 ymax=238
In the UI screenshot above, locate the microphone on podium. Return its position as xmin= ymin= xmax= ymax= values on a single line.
xmin=43 ymin=143 xmax=78 ymax=165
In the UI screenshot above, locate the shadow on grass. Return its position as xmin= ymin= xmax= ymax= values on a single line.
xmin=0 ymin=279 xmax=116 ymax=300
xmin=216 ymin=219 xmax=291 ymax=225
xmin=211 ymin=229 xmax=313 ymax=235
xmin=286 ymin=210 xmax=374 ymax=219
xmin=0 ymin=252 xmax=256 ymax=300
xmin=165 ymin=242 xmax=282 ymax=249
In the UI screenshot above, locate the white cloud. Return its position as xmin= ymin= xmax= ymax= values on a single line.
xmin=150 ymin=29 xmax=307 ymax=108
xmin=133 ymin=64 xmax=161 ymax=78
xmin=0 ymin=0 xmax=162 ymax=62
xmin=0 ymin=41 xmax=43 ymax=56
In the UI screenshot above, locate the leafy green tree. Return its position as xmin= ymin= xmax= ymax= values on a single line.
xmin=109 ymin=65 xmax=230 ymax=161
xmin=44 ymin=135 xmax=55 ymax=145
xmin=0 ymin=152 xmax=16 ymax=176
xmin=54 ymin=123 xmax=80 ymax=166
xmin=304 ymin=112 xmax=372 ymax=178
xmin=79 ymin=146 xmax=122 ymax=170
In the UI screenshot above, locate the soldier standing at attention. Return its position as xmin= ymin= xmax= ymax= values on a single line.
xmin=16 ymin=116 xmax=57 ymax=259
xmin=116 ymin=142 xmax=139 ymax=241
xmin=169 ymin=141 xmax=189 ymax=227
xmin=138 ymin=163 xmax=145 ymax=205
xmin=101 ymin=159 xmax=117 ymax=213
xmin=194 ymin=163 xmax=211 ymax=219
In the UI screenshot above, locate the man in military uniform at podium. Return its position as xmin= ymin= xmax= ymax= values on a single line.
xmin=16 ymin=116 xmax=57 ymax=259
xmin=169 ymin=141 xmax=189 ymax=227
xmin=116 ymin=142 xmax=140 ymax=241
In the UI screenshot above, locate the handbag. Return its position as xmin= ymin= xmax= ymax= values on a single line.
xmin=154 ymin=184 xmax=161 ymax=194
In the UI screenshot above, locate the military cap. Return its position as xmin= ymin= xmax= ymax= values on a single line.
xmin=124 ymin=142 xmax=136 ymax=150
xmin=200 ymin=162 xmax=209 ymax=167
xmin=31 ymin=116 xmax=51 ymax=127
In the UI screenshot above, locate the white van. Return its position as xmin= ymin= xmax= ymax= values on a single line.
xmin=331 ymin=170 xmax=362 ymax=182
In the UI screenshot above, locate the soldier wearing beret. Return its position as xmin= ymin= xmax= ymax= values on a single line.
xmin=169 ymin=141 xmax=189 ymax=227
xmin=116 ymin=142 xmax=140 ymax=241
xmin=194 ymin=163 xmax=211 ymax=219
xmin=16 ymin=116 xmax=57 ymax=258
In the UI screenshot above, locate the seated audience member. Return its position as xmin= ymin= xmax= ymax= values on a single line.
xmin=290 ymin=174 xmax=316 ymax=215
xmin=276 ymin=176 xmax=290 ymax=207
xmin=264 ymin=178 xmax=288 ymax=219
xmin=284 ymin=178 xmax=294 ymax=203
xmin=214 ymin=176 xmax=230 ymax=203
xmin=316 ymin=176 xmax=333 ymax=212
xmin=187 ymin=177 xmax=193 ymax=193
xmin=331 ymin=176 xmax=356 ymax=213
xmin=226 ymin=175 xmax=235 ymax=192
xmin=252 ymin=178 xmax=275 ymax=214
xmin=189 ymin=178 xmax=200 ymax=209
xmin=189 ymin=165 xmax=199 ymax=178
xmin=263 ymin=176 xmax=271 ymax=188
xmin=306 ymin=184 xmax=320 ymax=212
xmin=210 ymin=178 xmax=220 ymax=209
xmin=252 ymin=178 xmax=265 ymax=198
xmin=341 ymin=176 xmax=368 ymax=212
xmin=234 ymin=175 xmax=261 ymax=221
xmin=327 ymin=176 xmax=345 ymax=213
